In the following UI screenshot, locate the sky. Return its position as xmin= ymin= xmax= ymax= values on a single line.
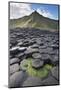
xmin=10 ymin=2 xmax=59 ymax=20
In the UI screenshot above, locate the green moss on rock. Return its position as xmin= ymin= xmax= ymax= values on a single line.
xmin=20 ymin=58 xmax=53 ymax=78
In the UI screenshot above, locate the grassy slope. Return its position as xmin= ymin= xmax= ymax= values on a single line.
xmin=10 ymin=11 xmax=59 ymax=31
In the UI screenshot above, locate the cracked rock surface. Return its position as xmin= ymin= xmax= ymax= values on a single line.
xmin=9 ymin=28 xmax=59 ymax=87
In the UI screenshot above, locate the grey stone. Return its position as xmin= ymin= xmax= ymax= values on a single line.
xmin=10 ymin=64 xmax=19 ymax=74
xmin=32 ymin=53 xmax=41 ymax=59
xmin=10 ymin=58 xmax=20 ymax=65
xmin=16 ymin=53 xmax=25 ymax=59
xmin=50 ymin=55 xmax=59 ymax=65
xmin=42 ymin=76 xmax=59 ymax=85
xmin=24 ymin=47 xmax=39 ymax=55
xmin=41 ymin=53 xmax=50 ymax=60
xmin=9 ymin=71 xmax=28 ymax=88
xmin=10 ymin=46 xmax=19 ymax=55
xmin=32 ymin=59 xmax=44 ymax=69
xmin=51 ymin=66 xmax=59 ymax=80
xmin=30 ymin=44 xmax=39 ymax=48
xmin=20 ymin=59 xmax=28 ymax=71
xmin=22 ymin=76 xmax=43 ymax=87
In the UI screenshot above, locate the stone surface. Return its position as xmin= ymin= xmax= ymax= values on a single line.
xmin=24 ymin=47 xmax=39 ymax=56
xmin=9 ymin=28 xmax=59 ymax=87
xmin=10 ymin=58 xmax=20 ymax=65
xmin=10 ymin=64 xmax=19 ymax=74
xmin=32 ymin=53 xmax=41 ymax=59
xmin=9 ymin=71 xmax=28 ymax=88
xmin=32 ymin=59 xmax=44 ymax=69
xmin=51 ymin=66 xmax=59 ymax=80
xmin=22 ymin=76 xmax=43 ymax=86
xmin=50 ymin=55 xmax=59 ymax=65
xmin=42 ymin=76 xmax=59 ymax=85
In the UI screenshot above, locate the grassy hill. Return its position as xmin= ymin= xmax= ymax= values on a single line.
xmin=10 ymin=11 xmax=59 ymax=31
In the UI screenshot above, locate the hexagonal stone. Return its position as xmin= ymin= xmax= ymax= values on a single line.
xmin=24 ymin=47 xmax=39 ymax=55
xmin=41 ymin=53 xmax=50 ymax=60
xmin=42 ymin=76 xmax=59 ymax=85
xmin=9 ymin=71 xmax=28 ymax=88
xmin=10 ymin=58 xmax=20 ymax=65
xmin=16 ymin=53 xmax=25 ymax=59
xmin=51 ymin=44 xmax=59 ymax=49
xmin=10 ymin=64 xmax=19 ymax=74
xmin=10 ymin=46 xmax=19 ymax=55
xmin=18 ymin=47 xmax=26 ymax=52
xmin=50 ymin=55 xmax=59 ymax=65
xmin=20 ymin=59 xmax=28 ymax=71
xmin=32 ymin=53 xmax=41 ymax=59
xmin=32 ymin=59 xmax=44 ymax=69
xmin=36 ymin=38 xmax=43 ymax=45
xmin=30 ymin=44 xmax=39 ymax=48
xmin=51 ymin=66 xmax=59 ymax=80
xmin=22 ymin=76 xmax=43 ymax=87
xmin=17 ymin=41 xmax=23 ymax=46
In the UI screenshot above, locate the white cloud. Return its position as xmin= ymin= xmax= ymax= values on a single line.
xmin=10 ymin=3 xmax=55 ymax=20
xmin=37 ymin=8 xmax=54 ymax=19
xmin=10 ymin=3 xmax=34 ymax=19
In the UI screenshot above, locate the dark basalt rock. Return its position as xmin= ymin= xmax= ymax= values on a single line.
xmin=40 ymin=53 xmax=51 ymax=64
xmin=32 ymin=53 xmax=41 ymax=59
xmin=9 ymin=71 xmax=28 ymax=88
xmin=9 ymin=28 xmax=59 ymax=87
xmin=32 ymin=59 xmax=44 ymax=69
xmin=10 ymin=58 xmax=20 ymax=65
xmin=30 ymin=44 xmax=39 ymax=48
xmin=22 ymin=76 xmax=43 ymax=87
xmin=10 ymin=46 xmax=20 ymax=56
xmin=51 ymin=66 xmax=59 ymax=80
xmin=10 ymin=64 xmax=19 ymax=75
xmin=42 ymin=76 xmax=59 ymax=85
xmin=50 ymin=55 xmax=59 ymax=65
xmin=24 ymin=47 xmax=39 ymax=57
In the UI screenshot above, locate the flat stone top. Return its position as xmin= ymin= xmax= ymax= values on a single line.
xmin=32 ymin=59 xmax=44 ymax=69
xmin=32 ymin=53 xmax=41 ymax=59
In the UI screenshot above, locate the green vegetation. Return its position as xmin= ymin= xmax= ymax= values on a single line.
xmin=20 ymin=58 xmax=53 ymax=78
xmin=10 ymin=11 xmax=58 ymax=31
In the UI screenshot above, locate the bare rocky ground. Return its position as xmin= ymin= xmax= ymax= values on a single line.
xmin=9 ymin=28 xmax=59 ymax=88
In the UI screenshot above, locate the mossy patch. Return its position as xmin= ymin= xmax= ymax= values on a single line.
xmin=20 ymin=58 xmax=53 ymax=78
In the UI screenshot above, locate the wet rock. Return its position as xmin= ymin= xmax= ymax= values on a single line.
xmin=10 ymin=64 xmax=19 ymax=74
xmin=10 ymin=46 xmax=19 ymax=55
xmin=17 ymin=41 xmax=23 ymax=46
xmin=30 ymin=44 xmax=39 ymax=48
xmin=9 ymin=71 xmax=28 ymax=88
xmin=18 ymin=47 xmax=26 ymax=52
xmin=32 ymin=59 xmax=44 ymax=69
xmin=51 ymin=44 xmax=59 ymax=49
